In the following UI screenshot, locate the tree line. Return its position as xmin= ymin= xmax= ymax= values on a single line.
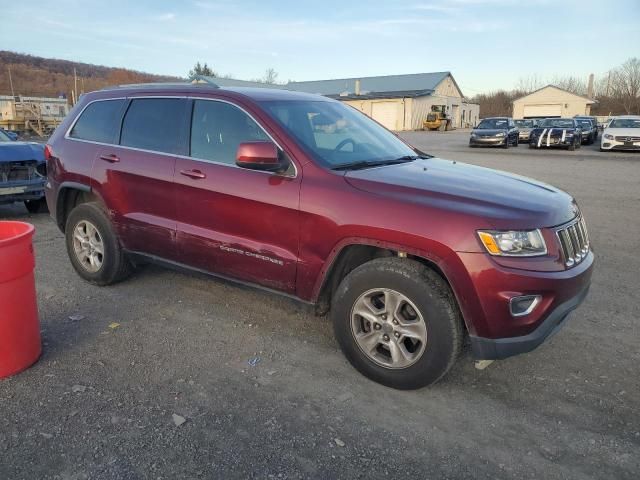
xmin=471 ymin=58 xmax=640 ymax=117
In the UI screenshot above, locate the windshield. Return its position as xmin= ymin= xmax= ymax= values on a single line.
xmin=0 ymin=130 xmax=11 ymax=142
xmin=477 ymin=118 xmax=509 ymax=129
xmin=260 ymin=100 xmax=417 ymax=168
xmin=539 ymin=119 xmax=575 ymax=128
xmin=609 ymin=118 xmax=640 ymax=128
xmin=577 ymin=120 xmax=593 ymax=128
xmin=514 ymin=120 xmax=534 ymax=128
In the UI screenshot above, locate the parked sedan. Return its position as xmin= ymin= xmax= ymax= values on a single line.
xmin=514 ymin=119 xmax=536 ymax=143
xmin=0 ymin=129 xmax=48 ymax=213
xmin=529 ymin=118 xmax=582 ymax=151
xmin=469 ymin=117 xmax=519 ymax=148
xmin=574 ymin=117 xmax=597 ymax=144
xmin=600 ymin=115 xmax=640 ymax=151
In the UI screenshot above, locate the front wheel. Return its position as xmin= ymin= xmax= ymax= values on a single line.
xmin=65 ymin=202 xmax=132 ymax=285
xmin=331 ymin=258 xmax=464 ymax=390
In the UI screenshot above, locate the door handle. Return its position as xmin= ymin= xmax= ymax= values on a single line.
xmin=180 ymin=169 xmax=206 ymax=179
xmin=99 ymin=154 xmax=120 ymax=163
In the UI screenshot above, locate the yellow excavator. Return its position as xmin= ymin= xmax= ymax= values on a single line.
xmin=423 ymin=105 xmax=451 ymax=131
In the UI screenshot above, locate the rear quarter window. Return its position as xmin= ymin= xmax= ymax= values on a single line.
xmin=69 ymin=99 xmax=126 ymax=143
xmin=120 ymin=98 xmax=185 ymax=154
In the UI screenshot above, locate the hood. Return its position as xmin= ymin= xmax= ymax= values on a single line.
xmin=605 ymin=128 xmax=640 ymax=137
xmin=0 ymin=142 xmax=45 ymax=163
xmin=472 ymin=129 xmax=507 ymax=136
xmin=344 ymin=158 xmax=577 ymax=229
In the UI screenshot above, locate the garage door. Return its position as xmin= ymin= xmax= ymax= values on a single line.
xmin=523 ymin=104 xmax=562 ymax=118
xmin=371 ymin=102 xmax=399 ymax=130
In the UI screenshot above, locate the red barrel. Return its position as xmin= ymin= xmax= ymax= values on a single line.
xmin=0 ymin=221 xmax=41 ymax=378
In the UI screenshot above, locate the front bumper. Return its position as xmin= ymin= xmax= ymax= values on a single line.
xmin=0 ymin=179 xmax=45 ymax=205
xmin=469 ymin=137 xmax=507 ymax=147
xmin=600 ymin=140 xmax=640 ymax=151
xmin=456 ymin=250 xmax=594 ymax=360
xmin=530 ymin=136 xmax=575 ymax=148
xmin=518 ymin=132 xmax=530 ymax=142
xmin=470 ymin=283 xmax=590 ymax=359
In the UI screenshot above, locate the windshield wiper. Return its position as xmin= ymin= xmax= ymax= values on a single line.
xmin=332 ymin=155 xmax=424 ymax=171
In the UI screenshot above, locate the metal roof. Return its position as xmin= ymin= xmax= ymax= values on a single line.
xmin=287 ymin=71 xmax=453 ymax=96
xmin=194 ymin=72 xmax=458 ymax=98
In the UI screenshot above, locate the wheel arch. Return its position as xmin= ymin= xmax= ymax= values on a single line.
xmin=55 ymin=182 xmax=103 ymax=232
xmin=312 ymin=238 xmax=463 ymax=323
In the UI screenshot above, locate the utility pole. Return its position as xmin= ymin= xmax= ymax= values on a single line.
xmin=606 ymin=71 xmax=611 ymax=97
xmin=8 ymin=66 xmax=15 ymax=97
xmin=73 ymin=67 xmax=78 ymax=105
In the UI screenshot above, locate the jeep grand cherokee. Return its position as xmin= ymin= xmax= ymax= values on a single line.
xmin=44 ymin=83 xmax=593 ymax=389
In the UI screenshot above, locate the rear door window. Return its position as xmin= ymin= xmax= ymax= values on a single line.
xmin=69 ymin=99 xmax=126 ymax=144
xmin=120 ymin=98 xmax=185 ymax=154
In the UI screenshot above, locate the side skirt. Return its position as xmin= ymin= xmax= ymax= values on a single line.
xmin=125 ymin=250 xmax=314 ymax=307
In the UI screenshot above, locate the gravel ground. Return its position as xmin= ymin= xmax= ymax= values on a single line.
xmin=1 ymin=130 xmax=639 ymax=479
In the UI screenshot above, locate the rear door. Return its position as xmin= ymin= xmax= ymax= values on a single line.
xmin=174 ymin=98 xmax=301 ymax=293
xmin=92 ymin=97 xmax=188 ymax=260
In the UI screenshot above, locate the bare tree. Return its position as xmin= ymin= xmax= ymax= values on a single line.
xmin=609 ymin=57 xmax=640 ymax=114
xmin=262 ymin=68 xmax=279 ymax=84
xmin=550 ymin=75 xmax=587 ymax=95
xmin=515 ymin=74 xmax=544 ymax=94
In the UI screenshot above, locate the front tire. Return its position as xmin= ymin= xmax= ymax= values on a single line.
xmin=331 ymin=258 xmax=464 ymax=390
xmin=65 ymin=202 xmax=132 ymax=285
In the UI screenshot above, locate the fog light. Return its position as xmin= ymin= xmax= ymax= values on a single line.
xmin=509 ymin=295 xmax=541 ymax=317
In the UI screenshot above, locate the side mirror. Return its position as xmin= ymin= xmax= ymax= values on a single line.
xmin=236 ymin=141 xmax=284 ymax=172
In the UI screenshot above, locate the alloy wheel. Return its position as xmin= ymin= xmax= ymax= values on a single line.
xmin=72 ymin=220 xmax=104 ymax=273
xmin=350 ymin=288 xmax=427 ymax=369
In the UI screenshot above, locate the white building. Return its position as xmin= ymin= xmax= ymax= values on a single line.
xmin=512 ymin=85 xmax=595 ymax=119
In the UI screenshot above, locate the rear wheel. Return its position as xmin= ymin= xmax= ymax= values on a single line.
xmin=65 ymin=202 xmax=132 ymax=285
xmin=331 ymin=258 xmax=464 ymax=390
xmin=24 ymin=198 xmax=48 ymax=214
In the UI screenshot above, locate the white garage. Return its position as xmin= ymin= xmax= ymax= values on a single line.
xmin=371 ymin=102 xmax=400 ymax=130
xmin=513 ymin=85 xmax=595 ymax=119
xmin=523 ymin=104 xmax=562 ymax=118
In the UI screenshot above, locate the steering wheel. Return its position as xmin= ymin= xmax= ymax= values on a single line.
xmin=334 ymin=138 xmax=356 ymax=152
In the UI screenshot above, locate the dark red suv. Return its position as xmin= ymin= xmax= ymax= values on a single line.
xmin=45 ymin=83 xmax=593 ymax=389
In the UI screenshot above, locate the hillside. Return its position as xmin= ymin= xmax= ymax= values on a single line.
xmin=0 ymin=51 xmax=182 ymax=99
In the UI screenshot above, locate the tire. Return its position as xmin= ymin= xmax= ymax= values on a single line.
xmin=514 ymin=136 xmax=519 ymax=147
xmin=568 ymin=140 xmax=576 ymax=151
xmin=502 ymin=139 xmax=509 ymax=149
xmin=65 ymin=202 xmax=132 ymax=285
xmin=529 ymin=141 xmax=536 ymax=149
xmin=331 ymin=258 xmax=464 ymax=390
xmin=24 ymin=198 xmax=48 ymax=214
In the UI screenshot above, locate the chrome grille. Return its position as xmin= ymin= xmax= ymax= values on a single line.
xmin=614 ymin=136 xmax=640 ymax=142
xmin=556 ymin=217 xmax=590 ymax=268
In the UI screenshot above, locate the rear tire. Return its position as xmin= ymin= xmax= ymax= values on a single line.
xmin=331 ymin=258 xmax=464 ymax=390
xmin=65 ymin=202 xmax=132 ymax=285
xmin=24 ymin=198 xmax=48 ymax=214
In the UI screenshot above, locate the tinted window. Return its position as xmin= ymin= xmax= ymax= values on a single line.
xmin=190 ymin=100 xmax=269 ymax=165
xmin=120 ymin=98 xmax=184 ymax=154
xmin=477 ymin=118 xmax=509 ymax=129
xmin=70 ymin=99 xmax=125 ymax=143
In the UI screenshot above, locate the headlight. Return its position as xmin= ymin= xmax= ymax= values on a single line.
xmin=496 ymin=132 xmax=506 ymax=137
xmin=471 ymin=133 xmax=477 ymax=138
xmin=477 ymin=229 xmax=547 ymax=256
xmin=604 ymin=134 xmax=614 ymax=140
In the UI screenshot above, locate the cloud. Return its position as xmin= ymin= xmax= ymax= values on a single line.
xmin=153 ymin=13 xmax=176 ymax=21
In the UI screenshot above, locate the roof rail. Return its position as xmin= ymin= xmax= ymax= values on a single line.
xmin=101 ymin=81 xmax=219 ymax=91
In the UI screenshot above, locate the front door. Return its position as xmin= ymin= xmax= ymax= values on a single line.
xmin=174 ymin=99 xmax=301 ymax=293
